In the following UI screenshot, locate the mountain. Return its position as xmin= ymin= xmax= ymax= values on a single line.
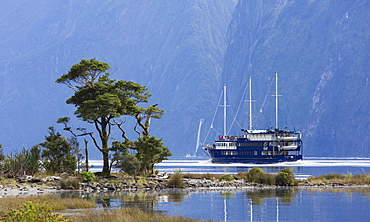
xmin=223 ymin=0 xmax=370 ymax=157
xmin=1 ymin=0 xmax=369 ymax=159
xmin=0 ymin=1 xmax=236 ymax=158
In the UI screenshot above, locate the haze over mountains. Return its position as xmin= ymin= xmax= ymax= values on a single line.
xmin=0 ymin=1 xmax=369 ymax=158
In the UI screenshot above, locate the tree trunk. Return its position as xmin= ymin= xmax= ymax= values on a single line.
xmin=84 ymin=139 xmax=89 ymax=172
xmin=101 ymin=118 xmax=110 ymax=177
xmin=102 ymin=149 xmax=110 ymax=177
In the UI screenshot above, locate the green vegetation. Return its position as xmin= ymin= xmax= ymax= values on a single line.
xmin=56 ymin=58 xmax=171 ymax=177
xmin=80 ymin=171 xmax=96 ymax=182
xmin=0 ymin=201 xmax=68 ymax=222
xmin=0 ymin=195 xmax=95 ymax=216
xmin=234 ymin=168 xmax=296 ymax=186
xmin=0 ymin=59 xmax=172 ymax=180
xmin=133 ymin=136 xmax=171 ymax=175
xmin=183 ymin=173 xmax=220 ymax=180
xmin=39 ymin=127 xmax=77 ymax=175
xmin=114 ymin=154 xmax=141 ymax=181
xmin=59 ymin=178 xmax=80 ymax=190
xmin=69 ymin=207 xmax=199 ymax=222
xmin=220 ymin=174 xmax=234 ymax=182
xmin=0 ymin=195 xmax=198 ymax=222
xmin=1 ymin=147 xmax=40 ymax=177
xmin=308 ymin=173 xmax=370 ymax=185
xmin=275 ymin=168 xmax=298 ymax=186
xmin=168 ymin=170 xmax=184 ymax=188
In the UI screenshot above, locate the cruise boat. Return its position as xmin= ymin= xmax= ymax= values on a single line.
xmin=203 ymin=72 xmax=302 ymax=163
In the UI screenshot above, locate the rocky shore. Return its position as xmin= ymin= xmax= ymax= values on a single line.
xmin=0 ymin=175 xmax=366 ymax=198
xmin=80 ymin=179 xmax=360 ymax=193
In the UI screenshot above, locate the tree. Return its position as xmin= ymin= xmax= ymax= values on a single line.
xmin=39 ymin=127 xmax=77 ymax=174
xmin=69 ymin=137 xmax=83 ymax=173
xmin=115 ymin=154 xmax=141 ymax=181
xmin=0 ymin=144 xmax=4 ymax=162
xmin=28 ymin=145 xmax=41 ymax=175
xmin=134 ymin=136 xmax=171 ymax=175
xmin=56 ymin=58 xmax=150 ymax=176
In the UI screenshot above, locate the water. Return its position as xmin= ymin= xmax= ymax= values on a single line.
xmin=84 ymin=187 xmax=370 ymax=222
xmin=86 ymin=157 xmax=370 ymax=221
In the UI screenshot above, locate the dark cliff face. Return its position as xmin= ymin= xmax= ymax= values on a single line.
xmin=223 ymin=0 xmax=370 ymax=157
xmin=0 ymin=1 xmax=235 ymax=157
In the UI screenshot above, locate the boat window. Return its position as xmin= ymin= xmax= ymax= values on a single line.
xmin=237 ymin=142 xmax=263 ymax=147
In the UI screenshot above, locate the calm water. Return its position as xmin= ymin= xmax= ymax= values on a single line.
xmin=80 ymin=187 xmax=370 ymax=222
xmin=85 ymin=157 xmax=370 ymax=221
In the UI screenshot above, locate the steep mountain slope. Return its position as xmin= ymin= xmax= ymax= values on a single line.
xmin=223 ymin=0 xmax=370 ymax=157
xmin=0 ymin=1 xmax=236 ymax=157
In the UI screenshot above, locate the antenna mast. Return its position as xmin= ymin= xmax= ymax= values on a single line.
xmin=223 ymin=84 xmax=227 ymax=136
xmin=219 ymin=84 xmax=230 ymax=136
xmin=249 ymin=77 xmax=253 ymax=130
xmin=275 ymin=71 xmax=280 ymax=129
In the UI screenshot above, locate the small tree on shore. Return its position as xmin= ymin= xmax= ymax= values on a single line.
xmin=39 ymin=127 xmax=77 ymax=174
xmin=134 ymin=136 xmax=171 ymax=175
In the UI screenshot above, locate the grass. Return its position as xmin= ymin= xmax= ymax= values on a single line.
xmin=168 ymin=172 xmax=185 ymax=188
xmin=0 ymin=195 xmax=202 ymax=222
xmin=0 ymin=195 xmax=95 ymax=216
xmin=67 ymin=207 xmax=201 ymax=222
xmin=307 ymin=173 xmax=370 ymax=185
xmin=182 ymin=173 xmax=221 ymax=180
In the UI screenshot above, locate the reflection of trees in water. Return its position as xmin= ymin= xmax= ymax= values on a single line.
xmin=68 ymin=190 xmax=189 ymax=213
xmin=220 ymin=191 xmax=235 ymax=199
xmin=246 ymin=188 xmax=299 ymax=205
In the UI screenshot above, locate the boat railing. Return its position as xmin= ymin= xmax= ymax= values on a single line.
xmin=217 ymin=135 xmax=240 ymax=141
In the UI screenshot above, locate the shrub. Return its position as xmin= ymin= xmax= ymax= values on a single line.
xmin=235 ymin=171 xmax=248 ymax=180
xmin=260 ymin=173 xmax=275 ymax=185
xmin=246 ymin=167 xmax=265 ymax=183
xmin=59 ymin=178 xmax=80 ymax=190
xmin=220 ymin=174 xmax=234 ymax=182
xmin=275 ymin=168 xmax=297 ymax=186
xmin=80 ymin=171 xmax=95 ymax=182
xmin=168 ymin=171 xmax=184 ymax=188
xmin=183 ymin=173 xmax=220 ymax=180
xmin=0 ymin=201 xmax=68 ymax=222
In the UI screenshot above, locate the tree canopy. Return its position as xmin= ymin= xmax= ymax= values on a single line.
xmin=57 ymin=58 xmax=170 ymax=176
xmin=39 ymin=127 xmax=76 ymax=174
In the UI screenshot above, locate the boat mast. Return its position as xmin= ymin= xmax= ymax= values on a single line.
xmin=275 ymin=71 xmax=280 ymax=129
xmin=223 ymin=84 xmax=227 ymax=136
xmin=249 ymin=77 xmax=253 ymax=130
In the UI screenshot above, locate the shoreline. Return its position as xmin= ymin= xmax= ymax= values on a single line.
xmin=1 ymin=179 xmax=370 ymax=198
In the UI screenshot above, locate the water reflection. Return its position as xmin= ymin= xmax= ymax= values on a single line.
xmin=56 ymin=187 xmax=370 ymax=221
xmin=246 ymin=188 xmax=298 ymax=205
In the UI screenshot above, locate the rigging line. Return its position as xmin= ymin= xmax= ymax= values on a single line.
xmin=202 ymin=88 xmax=224 ymax=145
xmin=235 ymin=120 xmax=243 ymax=129
xmin=228 ymin=80 xmax=250 ymax=134
xmin=261 ymin=111 xmax=273 ymax=129
xmin=283 ymin=96 xmax=296 ymax=129
xmin=254 ymin=77 xmax=275 ymax=124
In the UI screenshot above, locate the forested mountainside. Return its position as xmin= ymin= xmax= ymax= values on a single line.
xmin=222 ymin=0 xmax=370 ymax=157
xmin=0 ymin=1 xmax=236 ymax=157
xmin=0 ymin=1 xmax=369 ymax=158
